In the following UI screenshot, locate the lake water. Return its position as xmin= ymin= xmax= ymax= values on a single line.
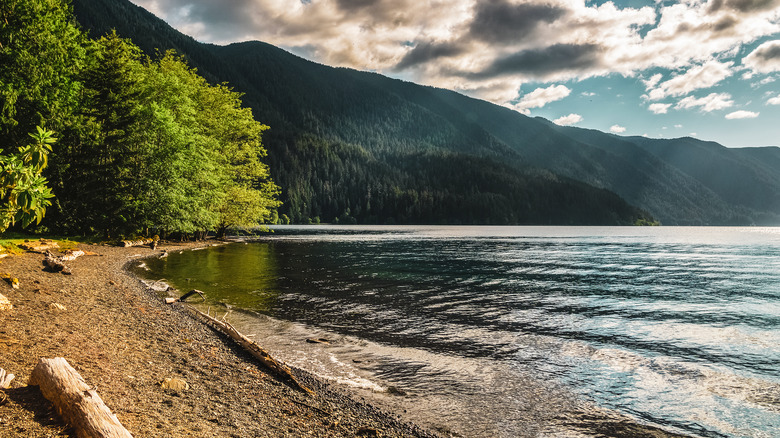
xmin=138 ymin=226 xmax=780 ymax=437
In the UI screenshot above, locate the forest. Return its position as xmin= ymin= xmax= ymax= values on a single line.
xmin=71 ymin=0 xmax=780 ymax=227
xmin=2 ymin=0 xmax=668 ymax=240
xmin=0 ymin=0 xmax=279 ymax=238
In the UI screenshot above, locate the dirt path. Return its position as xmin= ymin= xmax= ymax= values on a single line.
xmin=0 ymin=241 xmax=436 ymax=437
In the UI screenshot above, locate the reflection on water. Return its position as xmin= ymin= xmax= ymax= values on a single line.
xmin=139 ymin=226 xmax=780 ymax=437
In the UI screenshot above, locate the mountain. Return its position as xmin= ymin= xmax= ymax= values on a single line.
xmin=71 ymin=0 xmax=780 ymax=226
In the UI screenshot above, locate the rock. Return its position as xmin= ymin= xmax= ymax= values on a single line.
xmin=356 ymin=426 xmax=378 ymax=436
xmin=0 ymin=293 xmax=12 ymax=311
xmin=385 ymin=386 xmax=407 ymax=396
xmin=49 ymin=303 xmax=67 ymax=311
xmin=0 ymin=274 xmax=19 ymax=289
xmin=160 ymin=377 xmax=189 ymax=391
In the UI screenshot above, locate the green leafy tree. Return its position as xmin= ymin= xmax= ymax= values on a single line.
xmin=0 ymin=0 xmax=85 ymax=150
xmin=0 ymin=126 xmax=55 ymax=231
xmin=139 ymin=52 xmax=279 ymax=238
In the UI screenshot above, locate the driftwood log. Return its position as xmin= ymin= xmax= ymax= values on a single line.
xmin=186 ymin=306 xmax=313 ymax=394
xmin=60 ymin=250 xmax=85 ymax=261
xmin=43 ymin=251 xmax=72 ymax=275
xmin=177 ymin=289 xmax=205 ymax=303
xmin=20 ymin=239 xmax=60 ymax=253
xmin=120 ymin=239 xmax=153 ymax=248
xmin=29 ymin=357 xmax=133 ymax=438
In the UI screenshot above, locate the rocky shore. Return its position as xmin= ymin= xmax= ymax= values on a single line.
xmin=0 ymin=240 xmax=437 ymax=437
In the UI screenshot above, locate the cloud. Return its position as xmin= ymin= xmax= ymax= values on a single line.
xmin=644 ymin=61 xmax=734 ymax=100
xmin=553 ymin=113 xmax=583 ymax=126
xmin=707 ymin=0 xmax=780 ymax=14
xmin=768 ymin=94 xmax=780 ymax=105
xmin=468 ymin=0 xmax=566 ymax=44
xmin=472 ymin=44 xmax=604 ymax=80
xmin=395 ymin=41 xmax=464 ymax=70
xmin=725 ymin=110 xmax=760 ymax=119
xmin=512 ymin=84 xmax=571 ymax=114
xmin=675 ymin=92 xmax=735 ymax=112
xmin=127 ymin=0 xmax=780 ymax=115
xmin=743 ymin=40 xmax=780 ymax=74
xmin=648 ymin=103 xmax=672 ymax=114
xmin=610 ymin=124 xmax=627 ymax=133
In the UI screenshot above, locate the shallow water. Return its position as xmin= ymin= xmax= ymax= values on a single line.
xmin=139 ymin=226 xmax=780 ymax=437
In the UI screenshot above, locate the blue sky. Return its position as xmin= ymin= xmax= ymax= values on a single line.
xmin=130 ymin=0 xmax=780 ymax=147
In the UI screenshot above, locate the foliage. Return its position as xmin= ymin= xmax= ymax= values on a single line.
xmin=1 ymin=1 xmax=279 ymax=238
xmin=0 ymin=0 xmax=85 ymax=150
xmin=0 ymin=126 xmax=55 ymax=232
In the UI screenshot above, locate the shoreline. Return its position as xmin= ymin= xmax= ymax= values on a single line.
xmin=0 ymin=240 xmax=436 ymax=437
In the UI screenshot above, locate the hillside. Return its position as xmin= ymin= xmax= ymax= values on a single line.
xmin=71 ymin=0 xmax=780 ymax=225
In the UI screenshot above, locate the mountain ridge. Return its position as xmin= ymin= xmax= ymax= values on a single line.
xmin=71 ymin=0 xmax=780 ymax=226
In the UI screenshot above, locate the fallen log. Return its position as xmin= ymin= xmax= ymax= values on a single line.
xmin=119 ymin=239 xmax=153 ymax=248
xmin=60 ymin=250 xmax=85 ymax=261
xmin=177 ymin=289 xmax=205 ymax=303
xmin=185 ymin=306 xmax=313 ymax=394
xmin=43 ymin=251 xmax=72 ymax=275
xmin=29 ymin=357 xmax=133 ymax=438
xmin=20 ymin=239 xmax=59 ymax=253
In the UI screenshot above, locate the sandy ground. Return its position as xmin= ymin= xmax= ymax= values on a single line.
xmin=0 ymin=240 xmax=436 ymax=437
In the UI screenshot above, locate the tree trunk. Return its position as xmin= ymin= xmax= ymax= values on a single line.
xmin=29 ymin=357 xmax=133 ymax=438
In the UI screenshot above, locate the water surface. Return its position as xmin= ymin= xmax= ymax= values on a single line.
xmin=139 ymin=226 xmax=780 ymax=437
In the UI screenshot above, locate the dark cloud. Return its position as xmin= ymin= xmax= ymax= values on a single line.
xmin=469 ymin=0 xmax=566 ymax=44
xmin=752 ymin=42 xmax=780 ymax=61
xmin=395 ymin=41 xmax=465 ymax=70
xmin=470 ymin=43 xmax=603 ymax=79
xmin=707 ymin=0 xmax=779 ymax=13
xmin=334 ymin=0 xmax=381 ymax=11
xmin=676 ymin=14 xmax=738 ymax=34
xmin=712 ymin=15 xmax=738 ymax=32
xmin=158 ymin=0 xmax=258 ymax=40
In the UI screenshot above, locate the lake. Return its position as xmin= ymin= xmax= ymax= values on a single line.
xmin=137 ymin=226 xmax=780 ymax=437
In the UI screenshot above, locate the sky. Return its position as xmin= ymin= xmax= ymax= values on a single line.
xmin=128 ymin=0 xmax=780 ymax=147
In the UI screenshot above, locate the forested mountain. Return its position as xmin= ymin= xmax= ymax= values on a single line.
xmin=72 ymin=0 xmax=780 ymax=226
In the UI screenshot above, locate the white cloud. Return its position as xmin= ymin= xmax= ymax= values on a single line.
xmin=610 ymin=124 xmax=627 ymax=133
xmin=676 ymin=93 xmax=734 ymax=112
xmin=725 ymin=110 xmax=760 ymax=119
xmin=553 ymin=113 xmax=583 ymax=126
xmin=644 ymin=61 xmax=734 ymax=100
xmin=648 ymin=103 xmax=671 ymax=114
xmin=126 ymin=0 xmax=780 ymax=113
xmin=513 ymin=85 xmax=571 ymax=114
xmin=674 ymin=124 xmax=683 ymax=128
xmin=768 ymin=94 xmax=780 ymax=105
xmin=743 ymin=40 xmax=780 ymax=74
xmin=642 ymin=73 xmax=663 ymax=89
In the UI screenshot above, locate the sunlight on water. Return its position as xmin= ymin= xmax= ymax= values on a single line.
xmin=139 ymin=226 xmax=780 ymax=437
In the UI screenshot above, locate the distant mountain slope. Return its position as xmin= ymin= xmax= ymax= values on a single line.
xmin=71 ymin=0 xmax=780 ymax=225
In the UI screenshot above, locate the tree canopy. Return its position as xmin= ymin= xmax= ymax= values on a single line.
xmin=0 ymin=1 xmax=280 ymax=238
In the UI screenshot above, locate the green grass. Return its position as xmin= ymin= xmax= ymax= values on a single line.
xmin=0 ymin=232 xmax=100 ymax=254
